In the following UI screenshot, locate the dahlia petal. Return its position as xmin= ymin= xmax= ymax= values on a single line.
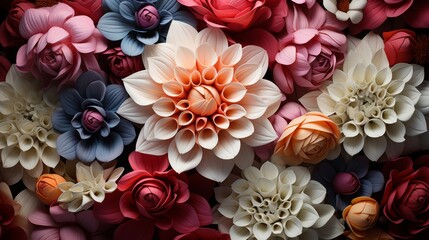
xmin=158 ymin=0 xmax=180 ymax=12
xmin=238 ymin=46 xmax=268 ymax=79
xmin=97 ymin=12 xmax=134 ymax=41
xmin=129 ymin=152 xmax=168 ymax=172
xmin=220 ymin=44 xmax=242 ymax=67
xmin=358 ymin=179 xmax=373 ymax=196
xmin=233 ymin=142 xmax=254 ymax=170
xmin=239 ymin=93 xmax=267 ymax=120
xmin=64 ymin=16 xmax=95 ymax=43
xmin=103 ymin=85 xmax=128 ymax=112
xmin=171 ymin=204 xmax=200 ymax=233
xmin=408 ymin=64 xmax=425 ymax=87
xmin=117 ymin=98 xmax=153 ymax=124
xmin=114 ymin=219 xmax=154 ymax=240
xmin=19 ymin=8 xmax=50 ymax=39
xmin=86 ymin=80 xmax=106 ymax=101
xmin=153 ymin=117 xmax=179 ymax=140
xmin=245 ymin=79 xmax=282 ymax=117
xmin=228 ymin=118 xmax=254 ymax=139
xmin=242 ymin=118 xmax=277 ymax=147
xmin=365 ymin=170 xmax=384 ymax=192
xmin=60 ymin=89 xmax=84 ymax=115
xmin=122 ymin=71 xmax=164 ymax=106
xmin=312 ymin=204 xmax=335 ymax=228
xmin=76 ymin=138 xmax=97 ymax=162
xmin=363 ymin=119 xmax=386 ymax=138
xmin=142 ymin=43 xmax=176 ymax=68
xmin=103 ymin=0 xmax=121 ymax=12
xmin=197 ymin=125 xmax=218 ymax=150
xmin=404 ymin=110 xmax=427 ymax=136
xmin=135 ymin=129 xmax=170 ymax=155
xmin=113 ymin=119 xmax=136 ymax=145
xmin=168 ymin=142 xmax=202 ymax=173
xmin=316 ymin=94 xmax=336 ymax=115
xmin=52 ymin=109 xmax=73 ymax=132
xmin=167 ymin=20 xmax=198 ymax=50
xmin=187 ymin=194 xmax=212 ymax=226
xmin=31 ymin=228 xmax=60 ymax=240
xmin=342 ymin=134 xmax=364 ymax=156
xmin=50 ymin=205 xmax=76 ymax=223
xmin=28 ymin=209 xmax=60 ymax=227
xmin=121 ymin=34 xmax=145 ymax=56
xmin=229 ymin=226 xmax=252 ymax=240
xmin=195 ymin=44 xmax=218 ymax=68
xmin=46 ymin=27 xmax=70 ymax=44
xmin=176 ymin=46 xmax=196 ymax=69
xmin=196 ymin=150 xmax=234 ymax=182
xmin=235 ymin=63 xmax=262 ymax=86
xmin=93 ymin=190 xmax=124 ymax=224
xmin=75 ymin=211 xmax=100 ymax=234
xmin=95 ymin=132 xmax=124 ymax=162
xmin=118 ymin=0 xmax=135 ymax=22
xmin=175 ymin=128 xmax=196 ymax=154
xmin=148 ymin=57 xmax=175 ymax=83
xmin=195 ymin=27 xmax=228 ymax=56
xmin=19 ymin=147 xmax=38 ymax=170
xmin=1 ymin=146 xmax=20 ymax=168
xmin=221 ymin=82 xmax=247 ymax=103
xmin=41 ymin=146 xmax=60 ymax=168
xmin=394 ymin=95 xmax=415 ymax=121
xmin=213 ymin=130 xmax=240 ymax=160
xmin=363 ymin=136 xmax=387 ymax=161
xmin=136 ymin=31 xmax=159 ymax=46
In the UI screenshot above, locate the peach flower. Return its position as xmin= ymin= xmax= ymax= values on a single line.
xmin=272 ymin=111 xmax=340 ymax=165
xmin=343 ymin=197 xmax=380 ymax=238
xmin=35 ymin=174 xmax=66 ymax=205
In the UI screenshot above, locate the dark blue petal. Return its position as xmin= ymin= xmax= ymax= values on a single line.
xmin=76 ymin=127 xmax=92 ymax=140
xmin=96 ymin=132 xmax=124 ymax=162
xmin=86 ymin=81 xmax=107 ymax=101
xmin=105 ymin=112 xmax=121 ymax=128
xmin=364 ymin=170 xmax=384 ymax=193
xmin=76 ymin=138 xmax=97 ymax=162
xmin=76 ymin=71 xmax=106 ymax=97
xmin=56 ymin=131 xmax=80 ymax=160
xmin=345 ymin=155 xmax=369 ymax=178
xmin=119 ymin=1 xmax=136 ymax=22
xmin=136 ymin=31 xmax=159 ymax=45
xmin=313 ymin=161 xmax=336 ymax=183
xmin=71 ymin=112 xmax=83 ymax=129
xmin=81 ymin=99 xmax=103 ymax=110
xmin=121 ymin=34 xmax=145 ymax=56
xmin=60 ymin=89 xmax=84 ymax=116
xmin=158 ymin=10 xmax=173 ymax=26
xmin=52 ymin=109 xmax=73 ymax=133
xmin=157 ymin=0 xmax=180 ymax=13
xmin=103 ymin=85 xmax=128 ymax=112
xmin=98 ymin=12 xmax=135 ymax=41
xmin=113 ymin=119 xmax=136 ymax=145
xmin=100 ymin=122 xmax=111 ymax=137
xmin=172 ymin=11 xmax=197 ymax=27
xmin=103 ymin=0 xmax=121 ymax=12
xmin=357 ymin=179 xmax=373 ymax=196
xmin=335 ymin=194 xmax=350 ymax=211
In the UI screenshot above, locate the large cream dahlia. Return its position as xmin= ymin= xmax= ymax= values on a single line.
xmin=0 ymin=66 xmax=59 ymax=189
xmin=300 ymin=32 xmax=429 ymax=161
xmin=118 ymin=21 xmax=282 ymax=182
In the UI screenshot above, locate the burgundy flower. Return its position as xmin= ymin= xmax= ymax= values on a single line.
xmin=174 ymin=228 xmax=230 ymax=240
xmin=61 ymin=0 xmax=103 ymax=23
xmin=99 ymin=47 xmax=144 ymax=84
xmin=0 ymin=0 xmax=35 ymax=48
xmin=381 ymin=156 xmax=429 ymax=239
xmin=0 ymin=56 xmax=11 ymax=82
xmin=135 ymin=5 xmax=160 ymax=30
xmin=0 ymin=183 xmax=27 ymax=240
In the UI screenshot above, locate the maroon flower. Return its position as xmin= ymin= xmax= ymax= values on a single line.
xmin=99 ymin=47 xmax=144 ymax=84
xmin=381 ymin=156 xmax=429 ymax=239
xmin=61 ymin=0 xmax=103 ymax=23
xmin=0 ymin=56 xmax=11 ymax=82
xmin=383 ymin=29 xmax=416 ymax=66
xmin=174 ymin=228 xmax=230 ymax=240
xmin=0 ymin=0 xmax=35 ymax=48
xmin=0 ymin=183 xmax=27 ymax=240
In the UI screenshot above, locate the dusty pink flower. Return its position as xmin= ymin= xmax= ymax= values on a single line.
xmin=0 ymin=0 xmax=35 ymax=48
xmin=16 ymin=3 xmax=107 ymax=89
xmin=177 ymin=0 xmax=287 ymax=32
xmin=274 ymin=3 xmax=346 ymax=95
xmin=383 ymin=29 xmax=415 ymax=66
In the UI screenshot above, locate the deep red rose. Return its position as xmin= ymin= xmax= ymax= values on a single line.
xmin=382 ymin=156 xmax=429 ymax=239
xmin=100 ymin=47 xmax=144 ymax=84
xmin=0 ymin=56 xmax=11 ymax=82
xmin=61 ymin=0 xmax=103 ymax=23
xmin=0 ymin=0 xmax=35 ymax=48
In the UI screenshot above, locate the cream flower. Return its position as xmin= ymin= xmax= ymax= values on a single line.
xmin=57 ymin=161 xmax=123 ymax=213
xmin=323 ymin=0 xmax=367 ymax=24
xmin=118 ymin=21 xmax=282 ymax=182
xmin=0 ymin=65 xmax=59 ymax=190
xmin=300 ymin=32 xmax=429 ymax=161
xmin=213 ymin=162 xmax=344 ymax=240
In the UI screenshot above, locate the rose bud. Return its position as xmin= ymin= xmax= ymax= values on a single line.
xmin=383 ymin=29 xmax=416 ymax=66
xmin=343 ymin=196 xmax=380 ymax=238
xmin=35 ymin=174 xmax=66 ymax=205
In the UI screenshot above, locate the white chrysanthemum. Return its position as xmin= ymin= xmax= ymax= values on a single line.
xmin=118 ymin=21 xmax=282 ymax=182
xmin=300 ymin=32 xmax=429 ymax=161
xmin=323 ymin=0 xmax=367 ymax=24
xmin=213 ymin=162 xmax=344 ymax=240
xmin=57 ymin=161 xmax=123 ymax=213
xmin=0 ymin=65 xmax=59 ymax=189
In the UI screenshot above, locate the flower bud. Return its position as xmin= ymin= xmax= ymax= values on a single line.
xmin=383 ymin=29 xmax=415 ymax=66
xmin=343 ymin=196 xmax=379 ymax=238
xmin=188 ymin=86 xmax=221 ymax=116
xmin=35 ymin=174 xmax=66 ymax=205
xmin=333 ymin=172 xmax=360 ymax=195
xmin=136 ymin=5 xmax=160 ymax=30
xmin=82 ymin=109 xmax=104 ymax=132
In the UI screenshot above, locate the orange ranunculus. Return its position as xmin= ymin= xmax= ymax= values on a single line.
xmin=343 ymin=197 xmax=380 ymax=238
xmin=272 ymin=111 xmax=340 ymax=165
xmin=35 ymin=174 xmax=66 ymax=205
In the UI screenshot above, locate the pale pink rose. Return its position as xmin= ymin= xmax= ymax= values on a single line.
xmin=274 ymin=3 xmax=346 ymax=95
xmin=16 ymin=3 xmax=107 ymax=89
xmin=383 ymin=29 xmax=415 ymax=66
xmin=177 ymin=0 xmax=287 ymax=32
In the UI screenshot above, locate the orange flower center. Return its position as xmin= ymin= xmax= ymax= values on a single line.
xmin=35 ymin=0 xmax=59 ymax=7
xmin=337 ymin=0 xmax=350 ymax=12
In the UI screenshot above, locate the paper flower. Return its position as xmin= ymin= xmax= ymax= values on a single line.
xmin=272 ymin=112 xmax=340 ymax=166
xmin=16 ymin=3 xmax=107 ymax=90
xmin=214 ymin=161 xmax=344 ymax=240
xmin=343 ymin=197 xmax=380 ymax=238
xmin=323 ymin=0 xmax=367 ymax=24
xmin=177 ymin=0 xmax=287 ymax=33
xmin=0 ymin=55 xmax=11 ymax=82
xmin=0 ymin=66 xmax=59 ymax=189
xmin=61 ymin=0 xmax=103 ymax=23
xmin=118 ymin=21 xmax=282 ymax=182
xmin=99 ymin=47 xmax=144 ymax=84
xmin=97 ymin=0 xmax=196 ymax=56
xmin=56 ymin=161 xmax=123 ymax=212
xmin=312 ymin=155 xmax=384 ymax=210
xmin=35 ymin=174 xmax=66 ymax=205
xmin=0 ymin=0 xmax=35 ymax=48
xmin=383 ymin=29 xmax=416 ymax=66
xmin=274 ymin=3 xmax=347 ymax=95
xmin=52 ymin=70 xmax=136 ymax=162
xmin=300 ymin=32 xmax=429 ymax=161
xmin=0 ymin=182 xmax=27 ymax=240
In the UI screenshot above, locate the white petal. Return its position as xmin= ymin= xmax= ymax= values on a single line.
xmin=41 ymin=146 xmax=60 ymax=168
xmin=196 ymin=150 xmax=234 ymax=182
xmin=417 ymin=81 xmax=429 ymax=113
xmin=323 ymin=0 xmax=338 ymax=13
xmin=147 ymin=57 xmax=175 ymax=84
xmin=314 ymin=216 xmax=345 ymax=239
xmin=233 ymin=211 xmax=253 ymax=227
xmin=195 ymin=44 xmax=218 ymax=69
xmin=394 ymin=95 xmax=415 ymax=121
xmin=246 ymin=79 xmax=282 ymax=118
xmin=283 ymin=215 xmax=303 ymax=238
xmin=297 ymin=203 xmax=319 ymax=228
xmin=153 ymin=117 xmax=179 ymax=140
xmin=175 ymin=46 xmax=196 ymax=70
xmin=220 ymin=44 xmax=242 ymax=67
xmin=175 ymin=128 xmax=196 ymax=154
xmin=152 ymin=97 xmax=177 ymax=117
xmin=90 ymin=187 xmax=105 ymax=203
xmin=253 ymin=222 xmax=272 ymax=240
xmin=408 ymin=64 xmax=425 ymax=87
xmin=375 ymin=68 xmax=392 ymax=86
xmin=363 ymin=136 xmax=387 ymax=161
xmin=342 ymin=121 xmax=360 ymax=138
xmin=243 ymin=166 xmax=262 ymax=182
xmin=386 ymin=80 xmax=405 ymax=96
xmin=169 ymin=142 xmax=202 ymax=173
xmin=0 ymin=164 xmax=23 ymax=185
xmin=404 ymin=110 xmax=427 ymax=136
xmin=235 ymin=63 xmax=262 ymax=86
xmin=372 ymin=49 xmax=389 ymax=70
xmin=343 ymin=134 xmax=364 ymax=156
xmin=335 ymin=11 xmax=349 ymax=21
xmin=260 ymin=161 xmax=279 ymax=181
xmin=380 ymin=109 xmax=397 ymax=124
xmin=363 ymin=32 xmax=385 ymax=56
xmin=386 ymin=121 xmax=406 ymax=143
xmin=391 ymin=63 xmax=413 ymax=83
xmin=289 ymin=166 xmax=311 ymax=192
xmin=135 ymin=129 xmax=170 ymax=155
xmin=312 ymin=204 xmax=335 ymax=228
xmin=229 ymin=226 xmax=251 ymax=240
xmin=123 ymin=70 xmax=164 ymax=105
xmin=197 ymin=125 xmax=218 ymax=150
xmin=303 ymin=180 xmax=327 ymax=204
xmin=229 ymin=118 xmax=254 ymax=139
xmin=402 ymin=85 xmax=421 ymax=105
xmin=142 ymin=43 xmax=176 ymax=68
xmin=195 ymin=27 xmax=228 ymax=56
xmin=300 ymin=91 xmax=323 ymax=112
xmin=233 ymin=142 xmax=255 ymax=170
xmin=239 ymin=93 xmax=267 ymax=120
xmin=117 ymin=98 xmax=153 ymax=124
xmin=348 ymin=10 xmax=363 ymax=24
xmin=238 ymin=46 xmax=268 ymax=79
xmin=242 ymin=118 xmax=277 ymax=147
xmin=317 ymin=93 xmax=337 ymax=115
xmin=364 ymin=119 xmax=386 ymax=138
xmin=221 ymin=82 xmax=247 ymax=103
xmin=1 ymin=146 xmax=20 ymax=168
xmin=213 ymin=130 xmax=240 ymax=160
xmin=166 ymin=20 xmax=197 ymax=50
xmin=349 ymin=0 xmax=367 ymax=9
xmin=19 ymin=147 xmax=39 ymax=170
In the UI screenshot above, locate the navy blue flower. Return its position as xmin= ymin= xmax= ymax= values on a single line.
xmin=312 ymin=155 xmax=385 ymax=211
xmin=97 ymin=0 xmax=196 ymax=56
xmin=52 ymin=71 xmax=136 ymax=162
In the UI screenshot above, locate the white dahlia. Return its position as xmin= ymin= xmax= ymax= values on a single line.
xmin=0 ymin=66 xmax=59 ymax=189
xmin=213 ymin=161 xmax=344 ymax=240
xmin=118 ymin=21 xmax=282 ymax=182
xmin=300 ymin=32 xmax=429 ymax=161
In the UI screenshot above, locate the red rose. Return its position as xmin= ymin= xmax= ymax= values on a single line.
xmin=382 ymin=156 xmax=429 ymax=239
xmin=61 ymin=0 xmax=103 ymax=23
xmin=0 ymin=0 xmax=35 ymax=48
xmin=100 ymin=47 xmax=144 ymax=84
xmin=383 ymin=29 xmax=416 ymax=66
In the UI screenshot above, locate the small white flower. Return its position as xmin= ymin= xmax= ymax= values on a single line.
xmin=323 ymin=0 xmax=367 ymax=24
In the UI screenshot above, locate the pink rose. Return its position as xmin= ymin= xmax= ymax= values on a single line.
xmin=383 ymin=29 xmax=416 ymax=66
xmin=0 ymin=0 xmax=35 ymax=48
xmin=177 ymin=0 xmax=287 ymax=32
xmin=100 ymin=47 xmax=144 ymax=84
xmin=61 ymin=0 xmax=103 ymax=23
xmin=0 ymin=56 xmax=11 ymax=82
xmin=82 ymin=109 xmax=104 ymax=132
xmin=274 ymin=3 xmax=346 ymax=95
xmin=16 ymin=3 xmax=107 ymax=89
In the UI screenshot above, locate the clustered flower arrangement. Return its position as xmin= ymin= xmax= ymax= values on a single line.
xmin=0 ymin=0 xmax=428 ymax=239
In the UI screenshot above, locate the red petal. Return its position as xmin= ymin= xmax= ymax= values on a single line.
xmin=119 ymin=191 xmax=140 ymax=219
xmin=187 ymin=194 xmax=212 ymax=226
xmin=93 ymin=190 xmax=124 ymax=224
xmin=114 ymin=219 xmax=154 ymax=240
xmin=129 ymin=151 xmax=169 ymax=172
xmin=171 ymin=204 xmax=200 ymax=233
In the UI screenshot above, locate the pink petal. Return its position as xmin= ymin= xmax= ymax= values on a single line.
xmin=64 ymin=15 xmax=95 ymax=43
xmin=76 ymin=210 xmax=100 ymax=234
xmin=19 ymin=8 xmax=50 ymax=39
xmin=129 ymin=151 xmax=169 ymax=172
xmin=273 ymin=63 xmax=294 ymax=94
xmin=28 ymin=209 xmax=60 ymax=227
xmin=81 ymin=53 xmax=101 ymax=72
xmin=46 ymin=26 xmax=70 ymax=44
xmin=385 ymin=0 xmax=413 ymax=17
xmin=31 ymin=228 xmax=60 ymax=240
xmin=73 ymin=37 xmax=97 ymax=53
xmin=171 ymin=203 xmax=200 ymax=233
xmin=349 ymin=0 xmax=386 ymax=34
xmin=293 ymin=29 xmax=318 ymax=44
xmin=187 ymin=194 xmax=212 ymax=226
xmin=93 ymin=190 xmax=124 ymax=224
xmin=118 ymin=171 xmax=149 ymax=191
xmin=49 ymin=205 xmax=76 ymax=223
xmin=16 ymin=45 xmax=31 ymax=72
xmin=276 ymin=46 xmax=296 ymax=65
xmin=48 ymin=3 xmax=75 ymax=26
xmin=119 ymin=191 xmax=140 ymax=219
xmin=176 ymin=178 xmax=191 ymax=204
xmin=60 ymin=226 xmax=86 ymax=240
xmin=114 ymin=219 xmax=154 ymax=240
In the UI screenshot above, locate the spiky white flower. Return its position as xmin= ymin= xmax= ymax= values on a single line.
xmin=57 ymin=161 xmax=123 ymax=213
xmin=213 ymin=162 xmax=344 ymax=240
xmin=300 ymin=32 xmax=429 ymax=161
xmin=0 ymin=66 xmax=59 ymax=189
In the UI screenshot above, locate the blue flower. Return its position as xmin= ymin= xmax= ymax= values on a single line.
xmin=312 ymin=155 xmax=385 ymax=211
xmin=52 ymin=71 xmax=136 ymax=162
xmin=97 ymin=0 xmax=196 ymax=56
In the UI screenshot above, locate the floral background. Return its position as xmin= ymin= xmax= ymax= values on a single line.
xmin=0 ymin=0 xmax=429 ymax=239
